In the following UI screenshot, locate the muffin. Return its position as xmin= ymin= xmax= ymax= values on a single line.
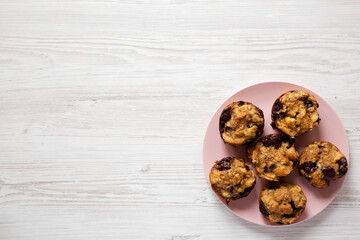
xmin=259 ymin=183 xmax=307 ymax=225
xmin=247 ymin=134 xmax=299 ymax=181
xmin=271 ymin=90 xmax=320 ymax=138
xmin=209 ymin=157 xmax=256 ymax=203
xmin=298 ymin=141 xmax=348 ymax=188
xmin=219 ymin=101 xmax=264 ymax=146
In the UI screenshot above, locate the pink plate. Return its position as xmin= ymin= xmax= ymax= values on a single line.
xmin=203 ymin=82 xmax=349 ymax=226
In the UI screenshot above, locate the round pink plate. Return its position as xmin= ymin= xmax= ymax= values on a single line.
xmin=203 ymin=82 xmax=349 ymax=226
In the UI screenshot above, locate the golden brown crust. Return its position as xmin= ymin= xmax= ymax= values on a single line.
xmin=247 ymin=134 xmax=299 ymax=181
xmin=298 ymin=141 xmax=348 ymax=188
xmin=209 ymin=157 xmax=256 ymax=203
xmin=259 ymin=183 xmax=307 ymax=225
xmin=271 ymin=90 xmax=320 ymax=138
xmin=219 ymin=101 xmax=264 ymax=146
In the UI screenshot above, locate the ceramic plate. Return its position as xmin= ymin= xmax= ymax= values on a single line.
xmin=203 ymin=82 xmax=349 ymax=226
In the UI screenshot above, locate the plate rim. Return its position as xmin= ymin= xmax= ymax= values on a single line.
xmin=202 ymin=81 xmax=350 ymax=227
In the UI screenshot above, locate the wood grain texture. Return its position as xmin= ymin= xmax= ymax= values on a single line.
xmin=1 ymin=0 xmax=360 ymax=239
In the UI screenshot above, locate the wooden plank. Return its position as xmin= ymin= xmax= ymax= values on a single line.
xmin=0 ymin=0 xmax=360 ymax=239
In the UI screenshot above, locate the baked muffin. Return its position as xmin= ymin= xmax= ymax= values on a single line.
xmin=259 ymin=183 xmax=307 ymax=225
xmin=209 ymin=157 xmax=256 ymax=203
xmin=298 ymin=141 xmax=348 ymax=188
xmin=247 ymin=134 xmax=299 ymax=181
xmin=271 ymin=90 xmax=320 ymax=138
xmin=219 ymin=101 xmax=264 ymax=146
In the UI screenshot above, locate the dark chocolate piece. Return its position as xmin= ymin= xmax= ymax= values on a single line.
xmin=259 ymin=200 xmax=269 ymax=218
xmin=273 ymin=99 xmax=282 ymax=112
xmin=271 ymin=98 xmax=283 ymax=121
xmin=215 ymin=157 xmax=232 ymax=171
xmin=336 ymin=157 xmax=348 ymax=176
xmin=300 ymin=161 xmax=318 ymax=174
xmin=237 ymin=101 xmax=245 ymax=106
xmin=290 ymin=200 xmax=297 ymax=211
xmin=300 ymin=95 xmax=308 ymax=102
xmin=219 ymin=107 xmax=232 ymax=133
xmin=283 ymin=213 xmax=296 ymax=218
xmin=224 ymin=126 xmax=234 ymax=132
xmin=237 ymin=185 xmax=254 ymax=199
xmin=300 ymin=95 xmax=314 ymax=108
xmin=259 ymin=134 xmax=293 ymax=149
xmin=269 ymin=164 xmax=276 ymax=170
xmin=251 ymin=123 xmax=263 ymax=138
xmin=321 ymin=166 xmax=336 ymax=180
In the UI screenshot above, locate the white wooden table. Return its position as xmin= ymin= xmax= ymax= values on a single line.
xmin=1 ymin=1 xmax=360 ymax=239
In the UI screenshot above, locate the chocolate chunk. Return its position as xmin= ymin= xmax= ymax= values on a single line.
xmin=267 ymin=137 xmax=279 ymax=147
xmin=254 ymin=123 xmax=264 ymax=138
xmin=229 ymin=186 xmax=234 ymax=193
xmin=256 ymin=109 xmax=264 ymax=138
xmin=279 ymin=112 xmax=286 ymax=117
xmin=237 ymin=101 xmax=245 ymax=106
xmin=300 ymin=95 xmax=314 ymax=108
xmin=219 ymin=108 xmax=232 ymax=133
xmin=245 ymin=165 xmax=250 ymax=171
xmin=224 ymin=126 xmax=234 ymax=132
xmin=238 ymin=185 xmax=254 ymax=198
xmin=259 ymin=134 xmax=286 ymax=149
xmin=316 ymin=117 xmax=321 ymax=124
xmin=277 ymin=221 xmax=284 ymax=225
xmin=337 ymin=157 xmax=348 ymax=176
xmin=337 ymin=157 xmax=347 ymax=165
xmin=286 ymin=142 xmax=293 ymax=149
xmin=231 ymin=185 xmax=255 ymax=200
xmin=283 ymin=213 xmax=296 ymax=218
xmin=305 ymin=101 xmax=313 ymax=108
xmin=317 ymin=103 xmax=319 ymax=108
xmin=273 ymin=99 xmax=282 ymax=112
xmin=215 ymin=157 xmax=232 ymax=171
xmin=271 ymin=98 xmax=283 ymax=121
xmin=290 ymin=200 xmax=297 ymax=211
xmin=259 ymin=200 xmax=269 ymax=218
xmin=321 ymin=166 xmax=336 ymax=180
xmin=301 ymin=161 xmax=318 ymax=174
xmin=261 ymin=137 xmax=271 ymax=147
xmin=281 ymin=201 xmax=297 ymax=218
xmin=300 ymin=95 xmax=308 ymax=102
xmin=269 ymin=164 xmax=276 ymax=171
xmin=272 ymin=113 xmax=279 ymax=120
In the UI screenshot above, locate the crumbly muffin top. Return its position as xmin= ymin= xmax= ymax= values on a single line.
xmin=248 ymin=134 xmax=299 ymax=182
xmin=271 ymin=90 xmax=320 ymax=138
xmin=220 ymin=101 xmax=264 ymax=146
xmin=259 ymin=183 xmax=307 ymax=225
xmin=209 ymin=157 xmax=256 ymax=203
xmin=298 ymin=141 xmax=348 ymax=188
